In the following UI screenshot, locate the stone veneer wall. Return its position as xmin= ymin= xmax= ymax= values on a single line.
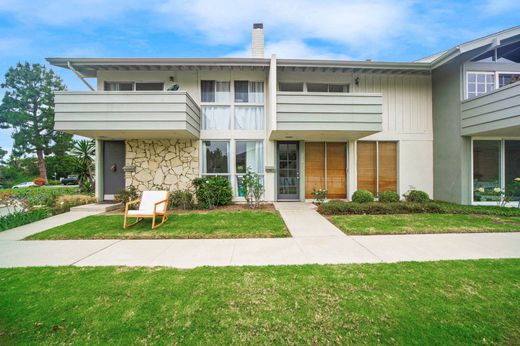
xmin=125 ymin=139 xmax=199 ymax=192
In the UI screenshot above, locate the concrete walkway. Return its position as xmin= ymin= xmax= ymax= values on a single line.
xmin=0 ymin=202 xmax=519 ymax=268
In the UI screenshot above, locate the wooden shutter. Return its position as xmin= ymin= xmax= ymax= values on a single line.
xmin=305 ymin=142 xmax=325 ymax=198
xmin=378 ymin=142 xmax=397 ymax=192
xmin=357 ymin=142 xmax=377 ymax=194
xmin=326 ymin=143 xmax=346 ymax=198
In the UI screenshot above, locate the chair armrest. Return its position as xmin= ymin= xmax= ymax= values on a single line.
xmin=153 ymin=199 xmax=169 ymax=213
xmin=125 ymin=199 xmax=140 ymax=213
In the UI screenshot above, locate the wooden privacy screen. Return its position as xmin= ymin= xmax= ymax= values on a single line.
xmin=356 ymin=142 xmax=377 ymax=194
xmin=305 ymin=142 xmax=325 ymax=198
xmin=327 ymin=143 xmax=347 ymax=198
xmin=304 ymin=142 xmax=346 ymax=199
xmin=357 ymin=141 xmax=397 ymax=195
xmin=378 ymin=142 xmax=397 ymax=192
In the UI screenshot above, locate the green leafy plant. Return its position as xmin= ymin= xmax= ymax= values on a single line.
xmin=193 ymin=177 xmax=232 ymax=209
xmin=71 ymin=139 xmax=95 ymax=193
xmin=378 ymin=191 xmax=400 ymax=203
xmin=404 ymin=190 xmax=430 ymax=203
xmin=0 ymin=208 xmax=49 ymax=232
xmin=242 ymin=169 xmax=264 ymax=209
xmin=171 ymin=190 xmax=194 ymax=210
xmin=352 ymin=190 xmax=374 ymax=203
xmin=114 ymin=186 xmax=139 ymax=210
xmin=311 ymin=188 xmax=328 ymax=205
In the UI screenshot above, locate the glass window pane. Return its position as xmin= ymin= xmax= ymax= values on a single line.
xmin=234 ymin=106 xmax=264 ymax=130
xmin=486 ymin=74 xmax=494 ymax=83
xmin=357 ymin=142 xmax=377 ymax=194
xmin=249 ymin=81 xmax=264 ymax=103
xmin=215 ymin=81 xmax=230 ymax=102
xmin=498 ymin=73 xmax=520 ymax=88
xmin=203 ymin=141 xmax=229 ymax=174
xmin=476 ymin=74 xmax=486 ymax=83
xmin=279 ymin=82 xmax=303 ymax=92
xmin=468 ymin=73 xmax=476 ymax=83
xmin=234 ymin=81 xmax=249 ymax=103
xmin=328 ymin=84 xmax=349 ymax=92
xmin=135 ymin=82 xmax=163 ymax=91
xmin=307 ymin=83 xmax=328 ymax=92
xmin=201 ymin=80 xmax=215 ymax=102
xmin=473 ymin=140 xmax=501 ymax=201
xmin=505 ymin=140 xmax=520 ymax=201
xmin=104 ymin=82 xmax=133 ymax=91
xmin=202 ymin=106 xmax=231 ymax=130
xmin=236 ymin=141 xmax=264 ymax=173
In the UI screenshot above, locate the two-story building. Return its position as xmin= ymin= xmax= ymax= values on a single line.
xmin=48 ymin=24 xmax=520 ymax=205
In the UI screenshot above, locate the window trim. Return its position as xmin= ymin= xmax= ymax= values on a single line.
xmin=201 ymin=140 xmax=231 ymax=176
xmin=234 ymin=140 xmax=265 ymax=196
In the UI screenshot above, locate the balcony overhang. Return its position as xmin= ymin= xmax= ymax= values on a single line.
xmin=54 ymin=91 xmax=200 ymax=140
xmin=271 ymin=92 xmax=383 ymax=141
xmin=461 ymin=82 xmax=520 ymax=136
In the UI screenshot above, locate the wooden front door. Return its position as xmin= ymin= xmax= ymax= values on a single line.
xmin=305 ymin=142 xmax=347 ymax=199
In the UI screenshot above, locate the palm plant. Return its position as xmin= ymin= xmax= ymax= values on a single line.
xmin=72 ymin=139 xmax=95 ymax=193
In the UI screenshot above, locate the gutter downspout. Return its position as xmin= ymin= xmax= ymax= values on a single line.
xmin=67 ymin=61 xmax=95 ymax=91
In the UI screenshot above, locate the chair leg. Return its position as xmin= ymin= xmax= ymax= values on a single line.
xmin=124 ymin=217 xmax=143 ymax=229
xmin=151 ymin=213 xmax=168 ymax=229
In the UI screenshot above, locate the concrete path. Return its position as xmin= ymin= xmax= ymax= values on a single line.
xmin=0 ymin=202 xmax=519 ymax=268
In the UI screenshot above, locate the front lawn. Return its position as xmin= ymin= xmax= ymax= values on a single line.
xmin=330 ymin=214 xmax=520 ymax=235
xmin=27 ymin=211 xmax=289 ymax=239
xmin=1 ymin=260 xmax=519 ymax=344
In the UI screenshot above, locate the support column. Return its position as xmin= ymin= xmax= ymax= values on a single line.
xmin=95 ymin=139 xmax=104 ymax=202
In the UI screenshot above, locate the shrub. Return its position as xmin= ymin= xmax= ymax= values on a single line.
xmin=0 ymin=208 xmax=49 ymax=232
xmin=52 ymin=194 xmax=96 ymax=214
xmin=10 ymin=187 xmax=80 ymax=208
xmin=47 ymin=179 xmax=60 ymax=185
xmin=311 ymin=188 xmax=328 ymax=205
xmin=405 ymin=190 xmax=430 ymax=203
xmin=171 ymin=190 xmax=194 ymax=210
xmin=242 ymin=170 xmax=264 ymax=209
xmin=378 ymin=191 xmax=400 ymax=203
xmin=114 ymin=186 xmax=139 ymax=210
xmin=318 ymin=200 xmax=447 ymax=215
xmin=193 ymin=177 xmax=232 ymax=209
xmin=351 ymin=190 xmax=374 ymax=203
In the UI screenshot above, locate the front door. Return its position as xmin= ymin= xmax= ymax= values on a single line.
xmin=277 ymin=142 xmax=300 ymax=200
xmin=103 ymin=141 xmax=125 ymax=200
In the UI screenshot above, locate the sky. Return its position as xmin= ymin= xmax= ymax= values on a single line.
xmin=0 ymin=0 xmax=519 ymax=154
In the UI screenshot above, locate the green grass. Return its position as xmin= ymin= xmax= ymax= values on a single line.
xmin=1 ymin=260 xmax=519 ymax=344
xmin=330 ymin=214 xmax=520 ymax=235
xmin=27 ymin=211 xmax=289 ymax=240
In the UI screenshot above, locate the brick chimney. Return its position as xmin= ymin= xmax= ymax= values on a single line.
xmin=252 ymin=23 xmax=264 ymax=58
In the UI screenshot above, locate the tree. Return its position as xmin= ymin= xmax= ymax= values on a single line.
xmin=0 ymin=146 xmax=6 ymax=164
xmin=72 ymin=139 xmax=95 ymax=192
xmin=0 ymin=62 xmax=73 ymax=182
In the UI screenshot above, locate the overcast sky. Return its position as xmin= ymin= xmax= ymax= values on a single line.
xmin=0 ymin=0 xmax=519 ymax=153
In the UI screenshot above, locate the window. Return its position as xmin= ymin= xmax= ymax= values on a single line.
xmin=135 ymin=82 xmax=163 ymax=91
xmin=201 ymin=80 xmax=231 ymax=130
xmin=279 ymin=82 xmax=304 ymax=92
xmin=234 ymin=81 xmax=264 ymax=103
xmin=498 ymin=73 xmax=520 ymax=88
xmin=473 ymin=140 xmax=520 ymax=202
xmin=202 ymin=141 xmax=230 ymax=177
xmin=235 ymin=106 xmax=264 ymax=130
xmin=357 ymin=141 xmax=397 ymax=195
xmin=466 ymin=72 xmax=495 ymax=99
xmin=104 ymin=82 xmax=133 ymax=91
xmin=307 ymin=83 xmax=349 ymax=93
xmin=235 ymin=141 xmax=264 ymax=196
xmin=201 ymin=80 xmax=230 ymax=103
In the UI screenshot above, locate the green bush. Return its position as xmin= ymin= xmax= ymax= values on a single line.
xmin=351 ymin=190 xmax=374 ymax=203
xmin=0 ymin=208 xmax=49 ymax=232
xmin=10 ymin=187 xmax=80 ymax=207
xmin=114 ymin=186 xmax=139 ymax=210
xmin=318 ymin=200 xmax=446 ymax=215
xmin=405 ymin=190 xmax=430 ymax=203
xmin=193 ymin=177 xmax=232 ymax=209
xmin=378 ymin=191 xmax=400 ymax=203
xmin=171 ymin=190 xmax=194 ymax=210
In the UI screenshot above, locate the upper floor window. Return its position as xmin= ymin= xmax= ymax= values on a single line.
xmin=466 ymin=72 xmax=495 ymax=99
xmin=104 ymin=82 xmax=133 ymax=91
xmin=104 ymin=81 xmax=164 ymax=91
xmin=279 ymin=82 xmax=304 ymax=92
xmin=498 ymin=73 xmax=520 ymax=88
xmin=201 ymin=80 xmax=230 ymax=103
xmin=307 ymin=83 xmax=349 ymax=93
xmin=234 ymin=81 xmax=264 ymax=103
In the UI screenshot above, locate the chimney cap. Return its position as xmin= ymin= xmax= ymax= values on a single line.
xmin=253 ymin=23 xmax=263 ymax=29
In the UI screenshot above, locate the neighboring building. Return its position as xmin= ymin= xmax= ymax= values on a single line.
xmin=48 ymin=24 xmax=520 ymax=205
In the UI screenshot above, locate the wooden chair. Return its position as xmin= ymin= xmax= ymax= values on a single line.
xmin=123 ymin=191 xmax=170 ymax=229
